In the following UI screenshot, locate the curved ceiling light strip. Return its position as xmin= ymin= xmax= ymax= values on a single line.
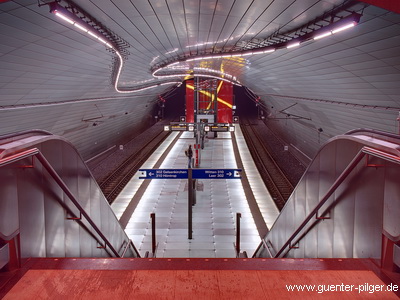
xmin=150 ymin=13 xmax=361 ymax=74
xmin=192 ymin=74 xmax=242 ymax=86
xmin=47 ymin=2 xmax=181 ymax=93
xmin=152 ymin=69 xmax=242 ymax=86
xmin=152 ymin=62 xmax=242 ymax=86
xmin=113 ymin=51 xmax=181 ymax=93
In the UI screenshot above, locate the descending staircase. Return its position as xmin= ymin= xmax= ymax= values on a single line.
xmin=254 ymin=129 xmax=400 ymax=264
xmin=0 ymin=130 xmax=139 ymax=266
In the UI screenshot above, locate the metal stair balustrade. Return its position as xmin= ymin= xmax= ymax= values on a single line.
xmin=0 ymin=148 xmax=140 ymax=258
xmin=253 ymin=144 xmax=400 ymax=258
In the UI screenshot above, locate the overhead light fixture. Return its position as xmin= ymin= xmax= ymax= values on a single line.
xmin=313 ymin=31 xmax=332 ymax=40
xmin=286 ymin=42 xmax=300 ymax=49
xmin=165 ymin=48 xmax=179 ymax=54
xmin=332 ymin=22 xmax=356 ymax=34
xmin=192 ymin=74 xmax=242 ymax=86
xmin=313 ymin=20 xmax=357 ymax=40
xmin=152 ymin=12 xmax=361 ymax=74
xmin=152 ymin=64 xmax=242 ymax=86
xmin=47 ymin=1 xmax=179 ymax=93
xmin=263 ymin=49 xmax=275 ymax=53
xmin=55 ymin=11 xmax=74 ymax=25
xmin=73 ymin=22 xmax=88 ymax=32
xmin=49 ymin=3 xmax=115 ymax=50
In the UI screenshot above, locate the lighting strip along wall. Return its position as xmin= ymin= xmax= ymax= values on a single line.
xmin=151 ymin=12 xmax=361 ymax=79
xmin=112 ymin=51 xmax=181 ymax=93
xmin=152 ymin=69 xmax=242 ymax=86
xmin=49 ymin=2 xmax=181 ymax=93
xmin=152 ymin=64 xmax=242 ymax=86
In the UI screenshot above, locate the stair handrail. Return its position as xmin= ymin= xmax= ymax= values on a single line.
xmin=344 ymin=128 xmax=400 ymax=141
xmin=0 ymin=148 xmax=139 ymax=258
xmin=120 ymin=239 xmax=140 ymax=258
xmin=266 ymin=146 xmax=400 ymax=258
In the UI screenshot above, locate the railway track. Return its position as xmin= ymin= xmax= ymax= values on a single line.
xmin=240 ymin=117 xmax=293 ymax=210
xmin=99 ymin=130 xmax=171 ymax=204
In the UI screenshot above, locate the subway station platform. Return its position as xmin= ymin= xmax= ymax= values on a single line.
xmin=111 ymin=125 xmax=279 ymax=258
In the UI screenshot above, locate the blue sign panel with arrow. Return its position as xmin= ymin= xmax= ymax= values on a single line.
xmin=139 ymin=169 xmax=241 ymax=179
xmin=192 ymin=169 xmax=241 ymax=179
xmin=139 ymin=169 xmax=188 ymax=179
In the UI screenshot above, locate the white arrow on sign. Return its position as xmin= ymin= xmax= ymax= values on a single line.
xmin=227 ymin=172 xmax=232 ymax=176
xmin=149 ymin=172 xmax=154 ymax=176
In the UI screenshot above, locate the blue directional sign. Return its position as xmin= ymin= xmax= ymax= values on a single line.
xmin=139 ymin=169 xmax=188 ymax=179
xmin=139 ymin=169 xmax=241 ymax=179
xmin=192 ymin=169 xmax=241 ymax=179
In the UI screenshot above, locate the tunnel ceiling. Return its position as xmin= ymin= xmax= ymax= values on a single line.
xmin=0 ymin=0 xmax=399 ymax=159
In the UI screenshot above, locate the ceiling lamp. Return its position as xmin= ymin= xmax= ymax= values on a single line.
xmin=47 ymin=2 xmax=180 ymax=93
xmin=332 ymin=22 xmax=356 ymax=34
xmin=313 ymin=31 xmax=332 ymax=40
xmin=49 ymin=3 xmax=115 ymax=49
xmin=286 ymin=42 xmax=300 ymax=49
xmin=150 ymin=11 xmax=361 ymax=76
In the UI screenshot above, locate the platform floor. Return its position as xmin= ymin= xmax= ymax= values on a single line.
xmin=111 ymin=127 xmax=279 ymax=258
xmin=4 ymin=269 xmax=397 ymax=299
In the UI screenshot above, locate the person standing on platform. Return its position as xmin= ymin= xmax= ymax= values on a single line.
xmin=185 ymin=144 xmax=193 ymax=168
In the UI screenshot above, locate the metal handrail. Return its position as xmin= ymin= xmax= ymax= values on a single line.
xmin=0 ymin=148 xmax=136 ymax=258
xmin=344 ymin=128 xmax=400 ymax=141
xmin=272 ymin=146 xmax=400 ymax=258
xmin=0 ymin=129 xmax=53 ymax=140
xmin=120 ymin=239 xmax=140 ymax=258
xmin=252 ymin=239 xmax=274 ymax=258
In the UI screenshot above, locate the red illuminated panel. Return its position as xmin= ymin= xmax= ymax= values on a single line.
xmin=185 ymin=79 xmax=233 ymax=123
xmin=217 ymin=81 xmax=233 ymax=123
xmin=185 ymin=79 xmax=195 ymax=123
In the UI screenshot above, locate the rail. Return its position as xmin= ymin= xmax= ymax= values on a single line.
xmin=100 ymin=130 xmax=171 ymax=203
xmin=240 ymin=117 xmax=293 ymax=209
xmin=258 ymin=146 xmax=400 ymax=258
xmin=0 ymin=148 xmax=140 ymax=258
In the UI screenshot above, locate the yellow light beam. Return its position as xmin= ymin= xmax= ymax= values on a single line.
xmin=207 ymin=80 xmax=224 ymax=109
xmin=186 ymin=84 xmax=232 ymax=109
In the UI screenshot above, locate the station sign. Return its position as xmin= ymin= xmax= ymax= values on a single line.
xmin=204 ymin=125 xmax=235 ymax=132
xmin=139 ymin=169 xmax=241 ymax=179
xmin=139 ymin=169 xmax=187 ymax=179
xmin=165 ymin=122 xmax=234 ymax=132
xmin=192 ymin=169 xmax=241 ymax=179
